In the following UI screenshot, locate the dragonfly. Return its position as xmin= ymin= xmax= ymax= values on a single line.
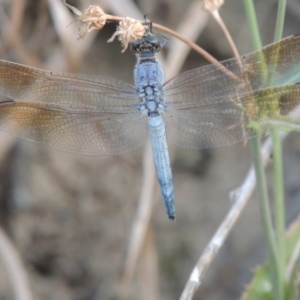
xmin=0 ymin=31 xmax=300 ymax=220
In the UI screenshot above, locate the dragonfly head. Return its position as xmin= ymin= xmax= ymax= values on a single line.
xmin=130 ymin=34 xmax=162 ymax=57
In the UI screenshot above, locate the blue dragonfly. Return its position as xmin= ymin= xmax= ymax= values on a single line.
xmin=0 ymin=29 xmax=300 ymax=219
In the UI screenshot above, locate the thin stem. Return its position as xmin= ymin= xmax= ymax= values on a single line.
xmin=286 ymin=233 xmax=300 ymax=282
xmin=243 ymin=1 xmax=283 ymax=299
xmin=251 ymin=137 xmax=282 ymax=300
xmin=152 ymin=23 xmax=242 ymax=83
xmin=272 ymin=130 xmax=286 ymax=288
xmin=180 ymin=132 xmax=290 ymax=300
xmin=0 ymin=227 xmax=33 ymax=300
xmin=243 ymin=0 xmax=262 ymax=50
xmin=64 ymin=0 xmax=242 ymax=83
xmin=273 ymin=0 xmax=287 ymax=42
xmin=211 ymin=10 xmax=242 ymax=67
xmin=272 ymin=0 xmax=287 ymax=295
xmin=119 ymin=139 xmax=157 ymax=300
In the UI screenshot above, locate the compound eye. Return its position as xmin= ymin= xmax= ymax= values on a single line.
xmin=145 ymin=36 xmax=161 ymax=52
xmin=153 ymin=45 xmax=161 ymax=52
xmin=130 ymin=38 xmax=144 ymax=53
xmin=146 ymin=35 xmax=159 ymax=44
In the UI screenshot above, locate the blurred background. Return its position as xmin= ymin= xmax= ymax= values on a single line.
xmin=0 ymin=0 xmax=300 ymax=299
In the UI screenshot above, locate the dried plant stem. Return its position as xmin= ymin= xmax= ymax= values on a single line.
xmin=180 ymin=132 xmax=288 ymax=300
xmin=210 ymin=10 xmax=242 ymax=68
xmin=66 ymin=4 xmax=241 ymax=83
xmin=0 ymin=227 xmax=33 ymax=300
xmin=164 ymin=1 xmax=209 ymax=77
xmin=286 ymin=214 xmax=300 ymax=281
xmin=153 ymin=23 xmax=241 ymax=83
xmin=139 ymin=227 xmax=160 ymax=300
xmin=49 ymin=0 xmax=90 ymax=70
xmin=286 ymin=238 xmax=300 ymax=282
xmin=8 ymin=0 xmax=26 ymax=44
xmin=5 ymin=0 xmax=41 ymax=67
xmin=119 ymin=139 xmax=157 ymax=300
xmin=100 ymin=15 xmax=241 ymax=82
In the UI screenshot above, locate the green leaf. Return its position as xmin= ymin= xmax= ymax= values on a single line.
xmin=241 ymin=219 xmax=300 ymax=300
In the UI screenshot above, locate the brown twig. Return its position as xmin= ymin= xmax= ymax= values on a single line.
xmin=118 ymin=139 xmax=158 ymax=299
xmin=210 ymin=9 xmax=243 ymax=70
xmin=179 ymin=131 xmax=290 ymax=300
xmin=164 ymin=1 xmax=209 ymax=77
xmin=6 ymin=0 xmax=42 ymax=67
xmin=0 ymin=227 xmax=33 ymax=300
xmin=152 ymin=23 xmax=241 ymax=83
xmin=286 ymin=214 xmax=300 ymax=281
xmin=64 ymin=0 xmax=241 ymax=83
xmin=139 ymin=227 xmax=160 ymax=300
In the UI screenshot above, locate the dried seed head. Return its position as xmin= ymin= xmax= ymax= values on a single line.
xmin=78 ymin=5 xmax=107 ymax=38
xmin=64 ymin=1 xmax=146 ymax=52
xmin=107 ymin=17 xmax=145 ymax=52
xmin=199 ymin=0 xmax=224 ymax=11
xmin=64 ymin=1 xmax=107 ymax=39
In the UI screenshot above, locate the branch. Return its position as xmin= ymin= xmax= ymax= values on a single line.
xmin=179 ymin=132 xmax=288 ymax=300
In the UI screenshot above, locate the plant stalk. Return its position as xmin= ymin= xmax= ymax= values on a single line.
xmin=243 ymin=0 xmax=283 ymax=299
xmin=272 ymin=0 xmax=287 ymax=295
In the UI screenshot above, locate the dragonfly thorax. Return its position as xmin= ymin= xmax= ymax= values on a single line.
xmin=137 ymin=84 xmax=165 ymax=115
xmin=133 ymin=34 xmax=165 ymax=117
xmin=147 ymin=99 xmax=157 ymax=113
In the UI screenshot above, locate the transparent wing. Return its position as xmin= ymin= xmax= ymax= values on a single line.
xmin=164 ymin=35 xmax=300 ymax=101
xmin=163 ymin=35 xmax=300 ymax=148
xmin=0 ymin=60 xmax=146 ymax=155
xmin=164 ymin=84 xmax=300 ymax=149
